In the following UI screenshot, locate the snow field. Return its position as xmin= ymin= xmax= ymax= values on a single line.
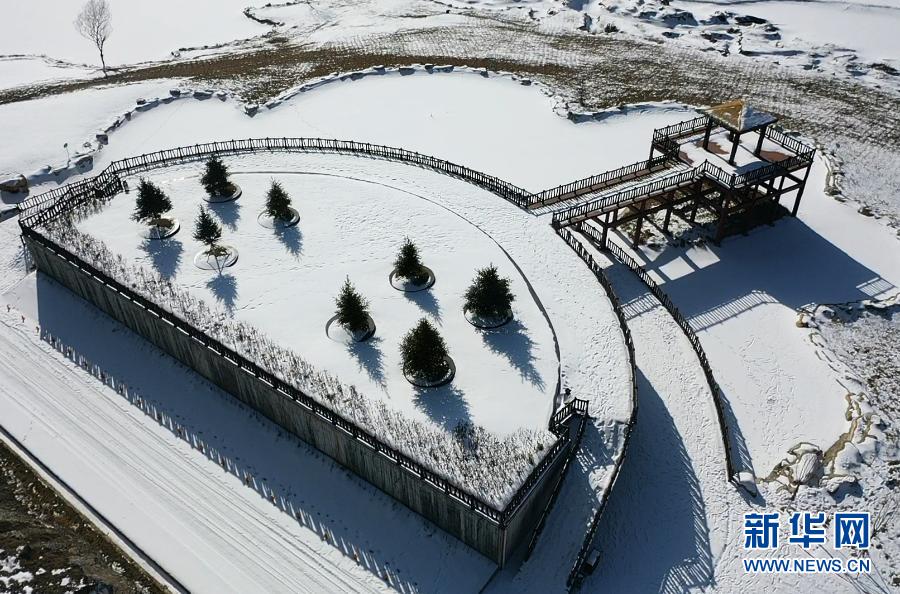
xmin=75 ymin=155 xmax=559 ymax=437
xmin=1 ymin=280 xmax=498 ymax=593
xmin=615 ymin=153 xmax=900 ymax=477
xmin=1 ymin=0 xmax=268 ymax=67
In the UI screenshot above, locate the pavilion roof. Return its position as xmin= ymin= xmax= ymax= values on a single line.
xmin=703 ymin=100 xmax=778 ymax=133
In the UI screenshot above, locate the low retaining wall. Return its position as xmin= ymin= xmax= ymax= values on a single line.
xmin=23 ymin=228 xmax=574 ymax=565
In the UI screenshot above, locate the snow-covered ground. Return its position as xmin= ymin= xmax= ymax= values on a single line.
xmin=2 ymin=67 xmax=898 ymax=591
xmin=1 ymin=0 xmax=269 ymax=67
xmin=610 ymin=148 xmax=900 ymax=476
xmin=0 ymin=280 xmax=495 ymax=593
xmin=74 ymin=155 xmax=560 ymax=437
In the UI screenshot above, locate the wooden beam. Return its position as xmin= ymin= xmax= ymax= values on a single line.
xmin=754 ymin=126 xmax=767 ymax=156
xmin=728 ymin=132 xmax=741 ymax=165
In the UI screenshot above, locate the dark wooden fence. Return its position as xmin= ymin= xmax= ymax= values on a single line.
xmin=576 ymin=223 xmax=744 ymax=495
xmin=529 ymin=155 xmax=671 ymax=208
xmin=553 ymin=228 xmax=640 ymax=589
xmin=19 ymin=137 xmax=537 ymax=228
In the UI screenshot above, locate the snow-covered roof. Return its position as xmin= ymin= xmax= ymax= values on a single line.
xmin=704 ymin=99 xmax=778 ymax=133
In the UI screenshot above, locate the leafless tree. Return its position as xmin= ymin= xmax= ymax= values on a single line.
xmin=74 ymin=0 xmax=112 ymax=76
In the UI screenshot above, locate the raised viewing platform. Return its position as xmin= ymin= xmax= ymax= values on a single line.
xmin=546 ymin=100 xmax=816 ymax=246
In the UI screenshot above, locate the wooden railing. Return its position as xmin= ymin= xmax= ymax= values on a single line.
xmin=529 ymin=155 xmax=671 ymax=207
xmin=553 ymin=228 xmax=639 ymax=589
xmin=19 ymin=137 xmax=536 ymax=228
xmin=551 ymin=167 xmax=698 ymax=227
xmin=577 ymin=224 xmax=741 ymax=492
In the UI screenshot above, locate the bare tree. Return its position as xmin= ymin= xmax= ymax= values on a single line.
xmin=74 ymin=0 xmax=112 ymax=76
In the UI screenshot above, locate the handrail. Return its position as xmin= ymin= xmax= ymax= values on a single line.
xmin=19 ymin=137 xmax=536 ymax=228
xmin=578 ymin=224 xmax=741 ymax=492
xmin=530 ymin=155 xmax=670 ymax=206
xmin=551 ymin=167 xmax=698 ymax=227
xmin=553 ymin=228 xmax=638 ymax=589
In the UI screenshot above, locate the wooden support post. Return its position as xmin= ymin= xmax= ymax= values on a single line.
xmin=663 ymin=193 xmax=673 ymax=234
xmin=792 ymin=164 xmax=813 ymax=216
xmin=632 ymin=205 xmax=644 ymax=248
xmin=728 ymin=132 xmax=741 ymax=165
xmin=601 ymin=212 xmax=610 ymax=245
xmin=703 ymin=120 xmax=714 ymax=150
xmin=755 ymin=126 xmax=767 ymax=157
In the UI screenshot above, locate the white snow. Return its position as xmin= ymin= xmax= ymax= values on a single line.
xmin=73 ymin=155 xmax=560 ymax=437
xmin=610 ymin=151 xmax=900 ymax=476
xmin=674 ymin=0 xmax=900 ymax=63
xmin=1 ymin=1 xmax=268 ymax=66
xmin=3 ymin=63 xmax=897 ymax=592
xmin=0 ymin=57 xmax=97 ymax=91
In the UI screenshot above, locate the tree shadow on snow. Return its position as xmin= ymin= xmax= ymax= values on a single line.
xmin=414 ymin=385 xmax=470 ymax=430
xmin=275 ymin=224 xmax=303 ymax=257
xmin=209 ymin=200 xmax=241 ymax=231
xmin=206 ymin=273 xmax=238 ymax=313
xmin=583 ymin=369 xmax=715 ymax=593
xmin=404 ymin=288 xmax=441 ymax=321
xmin=481 ymin=318 xmax=544 ymax=390
xmin=141 ymin=238 xmax=183 ymax=280
xmin=347 ymin=335 xmax=386 ymax=388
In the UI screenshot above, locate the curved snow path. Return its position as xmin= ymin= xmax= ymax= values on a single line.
xmin=0 ymin=311 xmax=387 ymax=594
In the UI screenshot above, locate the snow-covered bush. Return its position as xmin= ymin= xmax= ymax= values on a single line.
xmin=393 ymin=237 xmax=429 ymax=285
xmin=334 ymin=277 xmax=371 ymax=335
xmin=401 ymin=318 xmax=450 ymax=382
xmin=132 ymin=179 xmax=173 ymax=224
xmin=201 ymin=156 xmax=232 ymax=198
xmin=41 ymin=218 xmax=553 ymax=508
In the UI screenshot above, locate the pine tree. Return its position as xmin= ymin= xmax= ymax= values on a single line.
xmin=401 ymin=318 xmax=450 ymax=382
xmin=464 ymin=265 xmax=515 ymax=319
xmin=200 ymin=155 xmax=232 ymax=197
xmin=193 ymin=206 xmax=222 ymax=251
xmin=131 ymin=179 xmax=172 ymax=223
xmin=265 ymin=179 xmax=293 ymax=221
xmin=334 ymin=277 xmax=371 ymax=335
xmin=393 ymin=237 xmax=428 ymax=284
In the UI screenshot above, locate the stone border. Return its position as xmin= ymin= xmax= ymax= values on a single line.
xmin=325 ymin=313 xmax=376 ymax=343
xmin=465 ymin=308 xmax=513 ymax=329
xmin=193 ymin=245 xmax=239 ymax=271
xmin=404 ymin=355 xmax=456 ymax=388
xmin=389 ymin=266 xmax=435 ymax=292
xmin=139 ymin=217 xmax=180 ymax=240
xmin=257 ymin=207 xmax=300 ymax=229
xmin=202 ymin=183 xmax=242 ymax=203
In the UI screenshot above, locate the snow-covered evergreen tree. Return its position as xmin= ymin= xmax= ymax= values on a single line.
xmin=335 ymin=277 xmax=371 ymax=335
xmin=265 ymin=179 xmax=293 ymax=221
xmin=193 ymin=206 xmax=222 ymax=252
xmin=393 ymin=237 xmax=428 ymax=284
xmin=200 ymin=155 xmax=232 ymax=197
xmin=131 ymin=179 xmax=172 ymax=223
xmin=401 ymin=318 xmax=450 ymax=381
xmin=464 ymin=264 xmax=515 ymax=319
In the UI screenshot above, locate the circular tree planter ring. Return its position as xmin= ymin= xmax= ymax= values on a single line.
xmin=203 ymin=183 xmax=242 ymax=203
xmin=465 ymin=308 xmax=513 ymax=329
xmin=325 ymin=314 xmax=376 ymax=344
xmin=257 ymin=207 xmax=300 ymax=229
xmin=140 ymin=217 xmax=180 ymax=240
xmin=193 ymin=245 xmax=239 ymax=271
xmin=389 ymin=266 xmax=435 ymax=292
xmin=404 ymin=356 xmax=456 ymax=388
